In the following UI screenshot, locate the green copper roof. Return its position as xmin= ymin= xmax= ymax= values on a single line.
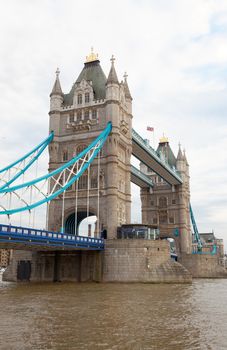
xmin=157 ymin=143 xmax=176 ymax=168
xmin=63 ymin=60 xmax=107 ymax=105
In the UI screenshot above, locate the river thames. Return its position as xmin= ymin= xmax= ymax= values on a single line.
xmin=0 ymin=279 xmax=226 ymax=349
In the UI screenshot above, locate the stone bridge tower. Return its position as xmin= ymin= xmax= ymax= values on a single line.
xmin=48 ymin=50 xmax=133 ymax=238
xmin=140 ymin=137 xmax=191 ymax=255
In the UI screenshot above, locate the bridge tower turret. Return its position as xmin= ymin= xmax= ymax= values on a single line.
xmin=176 ymin=145 xmax=191 ymax=254
xmin=140 ymin=138 xmax=191 ymax=255
xmin=47 ymin=51 xmax=133 ymax=239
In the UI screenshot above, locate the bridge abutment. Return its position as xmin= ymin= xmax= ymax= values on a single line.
xmin=179 ymin=254 xmax=227 ymax=278
xmin=3 ymin=240 xmax=193 ymax=283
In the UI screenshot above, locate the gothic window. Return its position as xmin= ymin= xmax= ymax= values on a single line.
xmin=91 ymin=177 xmax=98 ymax=188
xmin=159 ymin=196 xmax=167 ymax=208
xmin=69 ymin=115 xmax=74 ymax=123
xmin=84 ymin=110 xmax=89 ymax=121
xmin=77 ymin=110 xmax=82 ymax=121
xmin=159 ymin=210 xmax=168 ymax=224
xmin=63 ymin=150 xmax=68 ymax=161
xmin=92 ymin=109 xmax=97 ymax=119
xmin=150 ymin=200 xmax=154 ymax=206
xmin=153 ymin=218 xmax=157 ymax=224
xmin=77 ymin=94 xmax=82 ymax=104
xmin=78 ymin=174 xmax=87 ymax=190
xmin=172 ymin=199 xmax=176 ymax=205
xmin=169 ymin=217 xmax=174 ymax=224
xmin=85 ymin=93 xmax=90 ymax=103
xmin=77 ymin=144 xmax=87 ymax=154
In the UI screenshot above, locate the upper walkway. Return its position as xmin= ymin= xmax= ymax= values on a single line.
xmin=0 ymin=224 xmax=104 ymax=251
xmin=132 ymin=128 xmax=183 ymax=185
xmin=130 ymin=165 xmax=153 ymax=188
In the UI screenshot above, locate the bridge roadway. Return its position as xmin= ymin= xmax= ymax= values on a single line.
xmin=0 ymin=224 xmax=104 ymax=251
xmin=132 ymin=128 xmax=183 ymax=186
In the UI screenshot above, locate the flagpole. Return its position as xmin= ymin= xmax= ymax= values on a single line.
xmin=147 ymin=126 xmax=155 ymax=149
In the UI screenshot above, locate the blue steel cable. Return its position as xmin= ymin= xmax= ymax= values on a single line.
xmin=0 ymin=122 xmax=112 ymax=215
xmin=0 ymin=123 xmax=111 ymax=194
xmin=0 ymin=132 xmax=54 ymax=189
xmin=190 ymin=203 xmax=202 ymax=250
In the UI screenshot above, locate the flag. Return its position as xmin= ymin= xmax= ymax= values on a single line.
xmin=147 ymin=126 xmax=154 ymax=132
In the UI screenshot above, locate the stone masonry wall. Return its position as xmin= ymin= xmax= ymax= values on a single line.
xmin=103 ymin=239 xmax=192 ymax=283
xmin=180 ymin=253 xmax=227 ymax=278
xmin=3 ymin=250 xmax=33 ymax=282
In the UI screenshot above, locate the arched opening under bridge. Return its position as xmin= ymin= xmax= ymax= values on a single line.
xmin=65 ymin=211 xmax=99 ymax=237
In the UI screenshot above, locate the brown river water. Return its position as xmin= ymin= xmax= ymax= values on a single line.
xmin=0 ymin=279 xmax=227 ymax=350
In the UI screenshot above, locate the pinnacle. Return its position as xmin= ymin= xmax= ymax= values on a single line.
xmin=106 ymin=55 xmax=119 ymax=85
xmin=177 ymin=143 xmax=183 ymax=160
xmin=50 ymin=68 xmax=63 ymax=96
xmin=123 ymin=72 xmax=132 ymax=100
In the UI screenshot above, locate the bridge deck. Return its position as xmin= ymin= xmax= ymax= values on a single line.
xmin=0 ymin=224 xmax=104 ymax=251
xmin=131 ymin=165 xmax=153 ymax=188
xmin=132 ymin=129 xmax=182 ymax=185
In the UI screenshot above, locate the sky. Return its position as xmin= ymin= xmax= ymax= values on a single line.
xmin=0 ymin=0 xmax=227 ymax=250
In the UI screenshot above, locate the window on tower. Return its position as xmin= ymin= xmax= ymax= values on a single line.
xmin=159 ymin=196 xmax=167 ymax=208
xmin=78 ymin=94 xmax=82 ymax=104
xmin=85 ymin=93 xmax=90 ymax=103
xmin=77 ymin=110 xmax=82 ymax=121
xmin=92 ymin=109 xmax=97 ymax=119
xmin=84 ymin=110 xmax=89 ymax=121
xmin=77 ymin=144 xmax=87 ymax=154
xmin=63 ymin=150 xmax=68 ymax=161
xmin=159 ymin=210 xmax=168 ymax=224
xmin=78 ymin=175 xmax=88 ymax=190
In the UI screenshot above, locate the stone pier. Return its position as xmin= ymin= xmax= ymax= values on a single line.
xmin=3 ymin=240 xmax=192 ymax=283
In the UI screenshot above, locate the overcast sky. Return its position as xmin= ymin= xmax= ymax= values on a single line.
xmin=0 ymin=0 xmax=227 ymax=250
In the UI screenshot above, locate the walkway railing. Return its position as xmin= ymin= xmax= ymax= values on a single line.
xmin=131 ymin=165 xmax=153 ymax=187
xmin=132 ymin=128 xmax=182 ymax=183
xmin=0 ymin=224 xmax=104 ymax=250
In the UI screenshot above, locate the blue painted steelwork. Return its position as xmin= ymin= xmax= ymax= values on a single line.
xmin=132 ymin=128 xmax=182 ymax=185
xmin=192 ymin=245 xmax=217 ymax=255
xmin=189 ymin=203 xmax=202 ymax=251
xmin=0 ymin=122 xmax=112 ymax=215
xmin=0 ymin=132 xmax=54 ymax=189
xmin=131 ymin=165 xmax=154 ymax=187
xmin=0 ymin=224 xmax=104 ymax=250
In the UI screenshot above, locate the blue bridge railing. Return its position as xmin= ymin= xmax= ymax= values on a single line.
xmin=0 ymin=224 xmax=104 ymax=250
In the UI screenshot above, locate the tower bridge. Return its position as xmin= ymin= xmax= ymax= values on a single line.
xmin=0 ymin=50 xmax=225 ymax=282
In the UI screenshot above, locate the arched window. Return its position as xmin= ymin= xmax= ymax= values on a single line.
xmin=91 ymin=177 xmax=98 ymax=188
xmin=92 ymin=109 xmax=97 ymax=119
xmin=159 ymin=210 xmax=168 ymax=224
xmin=76 ymin=144 xmax=87 ymax=154
xmin=85 ymin=93 xmax=90 ymax=103
xmin=84 ymin=110 xmax=90 ymax=121
xmin=159 ymin=196 xmax=167 ymax=208
xmin=78 ymin=174 xmax=88 ymax=190
xmin=77 ymin=110 xmax=82 ymax=121
xmin=69 ymin=115 xmax=74 ymax=123
xmin=77 ymin=94 xmax=82 ymax=104
xmin=63 ymin=150 xmax=68 ymax=161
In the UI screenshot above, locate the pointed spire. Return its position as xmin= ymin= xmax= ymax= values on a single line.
xmin=183 ymin=148 xmax=189 ymax=165
xmin=50 ymin=68 xmax=63 ymax=97
xmin=123 ymin=72 xmax=132 ymax=100
xmin=106 ymin=55 xmax=119 ymax=85
xmin=177 ymin=142 xmax=183 ymax=160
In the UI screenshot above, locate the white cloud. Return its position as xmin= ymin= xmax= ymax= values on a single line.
xmin=0 ymin=0 xmax=226 ymax=249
